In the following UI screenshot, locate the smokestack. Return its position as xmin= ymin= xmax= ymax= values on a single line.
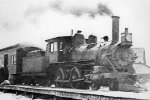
xmin=111 ymin=16 xmax=120 ymax=44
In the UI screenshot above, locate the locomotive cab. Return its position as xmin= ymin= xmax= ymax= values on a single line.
xmin=45 ymin=36 xmax=72 ymax=63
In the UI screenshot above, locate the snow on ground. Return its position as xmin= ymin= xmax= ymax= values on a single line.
xmin=0 ymin=92 xmax=30 ymax=100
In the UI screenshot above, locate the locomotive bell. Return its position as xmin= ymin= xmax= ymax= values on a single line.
xmin=121 ymin=28 xmax=132 ymax=46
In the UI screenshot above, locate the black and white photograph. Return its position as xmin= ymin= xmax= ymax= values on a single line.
xmin=0 ymin=0 xmax=150 ymax=100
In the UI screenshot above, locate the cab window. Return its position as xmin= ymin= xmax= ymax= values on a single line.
xmin=59 ymin=42 xmax=64 ymax=51
xmin=54 ymin=42 xmax=57 ymax=51
xmin=11 ymin=55 xmax=16 ymax=64
xmin=49 ymin=42 xmax=57 ymax=52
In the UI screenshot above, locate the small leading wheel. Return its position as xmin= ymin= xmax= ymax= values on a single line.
xmin=119 ymin=78 xmax=135 ymax=91
xmin=69 ymin=67 xmax=81 ymax=89
xmin=89 ymin=79 xmax=101 ymax=90
xmin=90 ymin=82 xmax=100 ymax=90
xmin=55 ymin=67 xmax=65 ymax=88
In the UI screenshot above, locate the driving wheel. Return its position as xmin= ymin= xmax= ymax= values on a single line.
xmin=69 ymin=67 xmax=81 ymax=89
xmin=55 ymin=67 xmax=65 ymax=88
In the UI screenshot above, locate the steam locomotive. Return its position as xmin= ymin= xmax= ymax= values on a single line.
xmin=0 ymin=16 xmax=146 ymax=91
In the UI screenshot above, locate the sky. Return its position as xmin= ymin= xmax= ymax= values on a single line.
xmin=0 ymin=0 xmax=150 ymax=65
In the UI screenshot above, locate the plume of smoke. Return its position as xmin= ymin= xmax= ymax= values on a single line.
xmin=24 ymin=0 xmax=113 ymax=20
xmin=24 ymin=6 xmax=47 ymax=18
xmin=49 ymin=0 xmax=62 ymax=11
xmin=97 ymin=4 xmax=113 ymax=16
xmin=0 ymin=22 xmax=21 ymax=31
xmin=49 ymin=1 xmax=113 ymax=18
xmin=68 ymin=3 xmax=113 ymax=18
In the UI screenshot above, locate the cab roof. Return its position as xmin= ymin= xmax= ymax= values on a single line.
xmin=45 ymin=36 xmax=72 ymax=42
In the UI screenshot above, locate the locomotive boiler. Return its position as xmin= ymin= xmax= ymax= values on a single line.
xmin=65 ymin=16 xmax=134 ymax=71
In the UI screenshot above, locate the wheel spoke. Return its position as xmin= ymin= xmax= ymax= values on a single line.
xmin=69 ymin=67 xmax=81 ymax=89
xmin=55 ymin=68 xmax=65 ymax=88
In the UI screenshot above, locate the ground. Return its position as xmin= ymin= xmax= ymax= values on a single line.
xmin=0 ymin=92 xmax=30 ymax=100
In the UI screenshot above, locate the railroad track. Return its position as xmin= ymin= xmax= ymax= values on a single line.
xmin=0 ymin=85 xmax=149 ymax=100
